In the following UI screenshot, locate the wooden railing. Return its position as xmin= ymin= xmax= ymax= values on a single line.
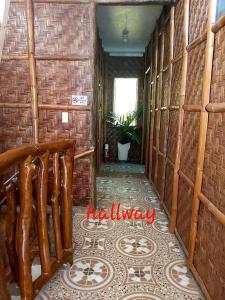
xmin=0 ymin=140 xmax=94 ymax=299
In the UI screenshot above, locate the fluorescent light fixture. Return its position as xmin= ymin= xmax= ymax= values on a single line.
xmin=122 ymin=28 xmax=129 ymax=43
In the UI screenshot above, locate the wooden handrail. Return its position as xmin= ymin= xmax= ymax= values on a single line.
xmin=0 ymin=140 xmax=74 ymax=172
xmin=0 ymin=139 xmax=88 ymax=299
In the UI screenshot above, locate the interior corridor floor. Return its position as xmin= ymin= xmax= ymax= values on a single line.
xmin=37 ymin=163 xmax=204 ymax=300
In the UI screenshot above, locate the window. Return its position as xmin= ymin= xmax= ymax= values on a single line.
xmin=0 ymin=0 xmax=6 ymax=25
xmin=216 ymin=0 xmax=225 ymax=20
xmin=113 ymin=78 xmax=138 ymax=117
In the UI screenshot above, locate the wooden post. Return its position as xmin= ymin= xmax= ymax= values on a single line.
xmin=26 ymin=0 xmax=39 ymax=143
xmin=160 ymin=6 xmax=174 ymax=206
xmin=170 ymin=0 xmax=189 ymax=232
xmin=6 ymin=186 xmax=18 ymax=282
xmin=188 ymin=0 xmax=217 ymax=266
xmin=61 ymin=148 xmax=74 ymax=255
xmin=37 ymin=151 xmax=51 ymax=275
xmin=0 ymin=249 xmax=10 ymax=300
xmin=154 ymin=29 xmax=165 ymax=186
xmin=17 ymin=156 xmax=36 ymax=300
xmin=52 ymin=153 xmax=64 ymax=261
xmin=149 ymin=28 xmax=158 ymax=182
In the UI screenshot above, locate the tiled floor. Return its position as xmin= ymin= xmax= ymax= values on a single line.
xmin=37 ymin=163 xmax=204 ymax=300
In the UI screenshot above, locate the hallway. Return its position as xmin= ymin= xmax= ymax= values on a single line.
xmin=38 ymin=164 xmax=203 ymax=300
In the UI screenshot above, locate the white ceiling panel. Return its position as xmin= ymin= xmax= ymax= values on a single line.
xmin=97 ymin=4 xmax=163 ymax=56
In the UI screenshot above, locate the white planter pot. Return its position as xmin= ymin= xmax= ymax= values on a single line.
xmin=118 ymin=142 xmax=131 ymax=161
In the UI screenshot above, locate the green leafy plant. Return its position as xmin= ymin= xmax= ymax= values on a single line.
xmin=105 ymin=107 xmax=143 ymax=145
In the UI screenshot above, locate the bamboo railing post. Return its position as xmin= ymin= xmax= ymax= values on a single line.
xmin=26 ymin=0 xmax=39 ymax=144
xmin=170 ymin=0 xmax=189 ymax=233
xmin=61 ymin=148 xmax=74 ymax=255
xmin=37 ymin=151 xmax=51 ymax=275
xmin=149 ymin=28 xmax=158 ymax=182
xmin=17 ymin=156 xmax=36 ymax=300
xmin=6 ymin=186 xmax=18 ymax=282
xmin=188 ymin=0 xmax=217 ymax=266
xmin=154 ymin=28 xmax=165 ymax=186
xmin=160 ymin=6 xmax=174 ymax=206
xmin=0 ymin=249 xmax=10 ymax=300
xmin=52 ymin=153 xmax=64 ymax=261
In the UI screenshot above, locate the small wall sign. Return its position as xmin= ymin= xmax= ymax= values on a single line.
xmin=71 ymin=95 xmax=88 ymax=106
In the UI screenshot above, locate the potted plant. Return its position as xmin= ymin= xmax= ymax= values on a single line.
xmin=105 ymin=107 xmax=143 ymax=161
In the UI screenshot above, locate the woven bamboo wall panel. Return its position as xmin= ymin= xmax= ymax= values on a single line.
xmin=188 ymin=0 xmax=208 ymax=43
xmin=176 ymin=176 xmax=193 ymax=250
xmin=39 ymin=109 xmax=91 ymax=154
xmin=2 ymin=3 xmax=28 ymax=56
xmin=159 ymin=110 xmax=168 ymax=153
xmin=170 ymin=59 xmax=182 ymax=105
xmin=185 ymin=43 xmax=206 ymax=105
xmin=107 ymin=56 xmax=144 ymax=78
xmin=0 ymin=60 xmax=31 ymax=104
xmin=163 ymin=19 xmax=170 ymax=68
xmin=202 ymin=113 xmax=225 ymax=214
xmin=34 ymin=4 xmax=91 ymax=56
xmin=36 ymin=60 xmax=92 ymax=105
xmin=161 ymin=69 xmax=169 ymax=107
xmin=0 ymin=108 xmax=33 ymax=153
xmin=210 ymin=27 xmax=225 ymax=104
xmin=167 ymin=111 xmax=179 ymax=163
xmin=194 ymin=203 xmax=225 ymax=299
xmin=180 ymin=111 xmax=200 ymax=182
xmin=164 ymin=161 xmax=173 ymax=214
xmin=73 ymin=159 xmax=91 ymax=206
xmin=174 ymin=0 xmax=184 ymax=57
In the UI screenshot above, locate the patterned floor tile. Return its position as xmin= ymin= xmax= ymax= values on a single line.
xmin=37 ymin=163 xmax=204 ymax=300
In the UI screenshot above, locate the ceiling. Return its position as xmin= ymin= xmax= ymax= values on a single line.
xmin=97 ymin=4 xmax=163 ymax=57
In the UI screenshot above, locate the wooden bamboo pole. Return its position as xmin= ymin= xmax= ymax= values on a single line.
xmin=169 ymin=0 xmax=189 ymax=233
xmin=154 ymin=29 xmax=165 ymax=186
xmin=160 ymin=6 xmax=174 ymax=206
xmin=182 ymin=104 xmax=202 ymax=112
xmin=199 ymin=193 xmax=225 ymax=226
xmin=26 ymin=0 xmax=39 ymax=144
xmin=206 ymin=102 xmax=225 ymax=113
xmin=144 ymin=43 xmax=152 ymax=175
xmin=149 ymin=28 xmax=158 ymax=182
xmin=188 ymin=0 xmax=217 ymax=266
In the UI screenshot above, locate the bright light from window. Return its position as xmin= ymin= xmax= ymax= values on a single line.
xmin=113 ymin=78 xmax=138 ymax=117
xmin=0 ymin=0 xmax=6 ymax=25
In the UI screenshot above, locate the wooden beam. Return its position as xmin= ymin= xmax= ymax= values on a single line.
xmin=188 ymin=0 xmax=217 ymax=266
xmin=170 ymin=0 xmax=189 ymax=233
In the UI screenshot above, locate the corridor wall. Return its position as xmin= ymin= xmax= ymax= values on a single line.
xmin=145 ymin=0 xmax=225 ymax=298
xmin=0 ymin=0 xmax=96 ymax=206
